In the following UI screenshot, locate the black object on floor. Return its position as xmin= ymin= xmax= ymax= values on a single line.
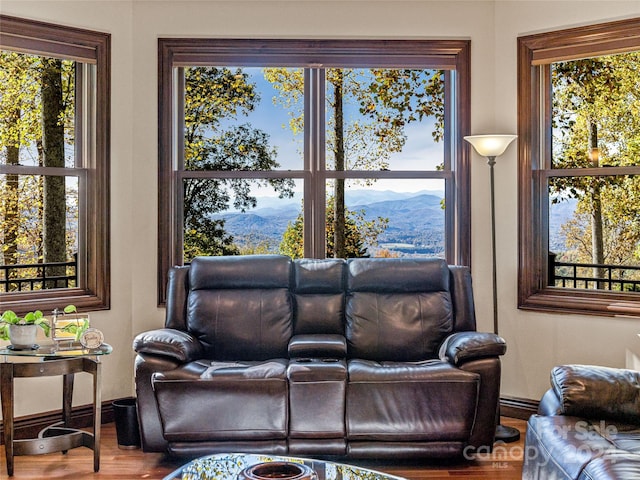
xmin=113 ymin=397 xmax=141 ymax=449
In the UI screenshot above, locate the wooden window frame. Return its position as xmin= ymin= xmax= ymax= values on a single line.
xmin=158 ymin=39 xmax=471 ymax=305
xmin=0 ymin=15 xmax=111 ymax=313
xmin=517 ymin=17 xmax=640 ymax=317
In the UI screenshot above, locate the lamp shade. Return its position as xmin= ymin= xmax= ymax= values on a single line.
xmin=464 ymin=134 xmax=517 ymax=158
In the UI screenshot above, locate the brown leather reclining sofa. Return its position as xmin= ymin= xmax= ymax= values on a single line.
xmin=133 ymin=255 xmax=506 ymax=458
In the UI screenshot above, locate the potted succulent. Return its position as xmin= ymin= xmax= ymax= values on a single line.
xmin=0 ymin=310 xmax=50 ymax=350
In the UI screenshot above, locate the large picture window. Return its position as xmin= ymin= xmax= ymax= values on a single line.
xmin=518 ymin=18 xmax=640 ymax=316
xmin=0 ymin=16 xmax=110 ymax=312
xmin=158 ymin=39 xmax=470 ymax=303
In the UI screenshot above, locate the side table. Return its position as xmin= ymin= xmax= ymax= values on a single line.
xmin=0 ymin=343 xmax=112 ymax=476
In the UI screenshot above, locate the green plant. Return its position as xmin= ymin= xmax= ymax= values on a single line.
xmin=57 ymin=304 xmax=90 ymax=342
xmin=0 ymin=310 xmax=50 ymax=341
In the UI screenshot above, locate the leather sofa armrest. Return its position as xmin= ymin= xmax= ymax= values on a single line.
xmin=288 ymin=334 xmax=347 ymax=358
xmin=549 ymin=364 xmax=640 ymax=423
xmin=538 ymin=388 xmax=564 ymax=416
xmin=439 ymin=331 xmax=506 ymax=366
xmin=133 ymin=328 xmax=203 ymax=363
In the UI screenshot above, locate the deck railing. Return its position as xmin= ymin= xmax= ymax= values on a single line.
xmin=549 ymin=253 xmax=640 ymax=292
xmin=0 ymin=257 xmax=77 ymax=292
xmin=4 ymin=254 xmax=639 ymax=293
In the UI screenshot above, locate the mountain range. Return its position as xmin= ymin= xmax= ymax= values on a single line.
xmin=214 ymin=190 xmax=444 ymax=256
xmin=214 ymin=190 xmax=575 ymax=256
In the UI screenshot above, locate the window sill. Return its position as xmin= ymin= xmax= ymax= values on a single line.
xmin=518 ymin=288 xmax=640 ymax=318
xmin=0 ymin=289 xmax=109 ymax=316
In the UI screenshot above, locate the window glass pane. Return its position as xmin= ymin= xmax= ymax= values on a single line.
xmin=326 ymin=178 xmax=445 ymax=258
xmin=1 ymin=50 xmax=81 ymax=294
xmin=551 ymin=52 xmax=640 ymax=169
xmin=548 ymin=175 xmax=640 ymax=291
xmin=183 ymin=177 xmax=299 ymax=261
xmin=184 ymin=66 xmax=303 ymax=172
xmin=325 ymin=68 xmax=444 ymax=172
xmin=0 ymin=52 xmax=76 ymax=168
xmin=0 ymin=174 xmax=79 ymax=292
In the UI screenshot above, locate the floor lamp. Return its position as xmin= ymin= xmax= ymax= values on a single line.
xmin=463 ymin=134 xmax=520 ymax=443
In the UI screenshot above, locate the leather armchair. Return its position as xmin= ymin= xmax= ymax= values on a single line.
xmin=524 ymin=365 xmax=640 ymax=479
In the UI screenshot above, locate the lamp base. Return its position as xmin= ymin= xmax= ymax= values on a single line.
xmin=495 ymin=423 xmax=520 ymax=443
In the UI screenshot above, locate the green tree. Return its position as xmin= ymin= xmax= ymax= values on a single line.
xmin=265 ymin=67 xmax=443 ymax=258
xmin=1 ymin=53 xmax=75 ymax=289
xmin=561 ymin=210 xmax=639 ymax=269
xmin=182 ymin=67 xmax=294 ymax=260
xmin=551 ymin=52 xmax=640 ymax=284
xmin=279 ymin=198 xmax=388 ymax=259
xmin=0 ymin=53 xmax=41 ymax=268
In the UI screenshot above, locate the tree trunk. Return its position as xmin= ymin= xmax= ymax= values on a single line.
xmin=41 ymin=58 xmax=67 ymax=288
xmin=36 ymin=140 xmax=44 ymax=261
xmin=332 ymin=70 xmax=346 ymax=259
xmin=588 ymin=121 xmax=605 ymax=288
xmin=3 ymin=144 xmax=20 ymax=267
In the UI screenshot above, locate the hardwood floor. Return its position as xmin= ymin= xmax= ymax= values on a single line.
xmin=0 ymin=417 xmax=527 ymax=479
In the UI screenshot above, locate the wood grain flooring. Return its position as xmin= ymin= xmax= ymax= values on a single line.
xmin=0 ymin=417 xmax=527 ymax=480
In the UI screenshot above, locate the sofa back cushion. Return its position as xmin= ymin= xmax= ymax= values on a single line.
xmin=293 ymin=258 xmax=346 ymax=335
xmin=551 ymin=364 xmax=640 ymax=424
xmin=345 ymin=258 xmax=453 ymax=361
xmin=187 ymin=255 xmax=293 ymax=360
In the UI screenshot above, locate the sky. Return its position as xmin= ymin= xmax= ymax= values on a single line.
xmin=217 ymin=67 xmax=445 ymax=176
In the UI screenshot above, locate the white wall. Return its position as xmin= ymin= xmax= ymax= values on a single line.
xmin=1 ymin=0 xmax=639 ymax=419
xmin=1 ymin=0 xmax=136 ymax=417
xmin=493 ymin=0 xmax=640 ymax=400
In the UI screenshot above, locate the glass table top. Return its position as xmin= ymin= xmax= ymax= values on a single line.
xmin=164 ymin=453 xmax=406 ymax=480
xmin=0 ymin=343 xmax=112 ymax=358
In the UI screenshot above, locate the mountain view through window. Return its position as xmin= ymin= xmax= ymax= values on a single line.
xmin=181 ymin=66 xmax=447 ymax=261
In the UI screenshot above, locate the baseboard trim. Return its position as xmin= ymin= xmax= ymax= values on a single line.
xmin=500 ymin=395 xmax=539 ymax=420
xmin=0 ymin=399 xmax=119 ymax=445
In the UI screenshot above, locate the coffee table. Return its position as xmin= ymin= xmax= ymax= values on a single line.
xmin=164 ymin=453 xmax=406 ymax=480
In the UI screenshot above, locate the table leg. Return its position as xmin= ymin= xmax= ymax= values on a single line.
xmin=1 ymin=363 xmax=15 ymax=476
xmin=93 ymin=360 xmax=102 ymax=472
xmin=61 ymin=372 xmax=75 ymax=454
xmin=62 ymin=372 xmax=74 ymax=426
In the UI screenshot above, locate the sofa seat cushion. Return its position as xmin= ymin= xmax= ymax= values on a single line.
xmin=152 ymin=359 xmax=288 ymax=442
xmin=346 ymin=359 xmax=479 ymax=441
xmin=609 ymin=428 xmax=640 ymax=454
xmin=578 ymin=453 xmax=640 ymax=480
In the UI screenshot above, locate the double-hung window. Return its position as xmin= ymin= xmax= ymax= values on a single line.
xmin=518 ymin=18 xmax=640 ymax=316
xmin=0 ymin=16 xmax=110 ymax=312
xmin=158 ymin=39 xmax=470 ymax=303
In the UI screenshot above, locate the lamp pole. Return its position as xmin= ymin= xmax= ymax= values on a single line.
xmin=487 ymin=153 xmax=520 ymax=443
xmin=488 ymin=155 xmax=499 ymax=337
xmin=463 ymin=134 xmax=519 ymax=443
